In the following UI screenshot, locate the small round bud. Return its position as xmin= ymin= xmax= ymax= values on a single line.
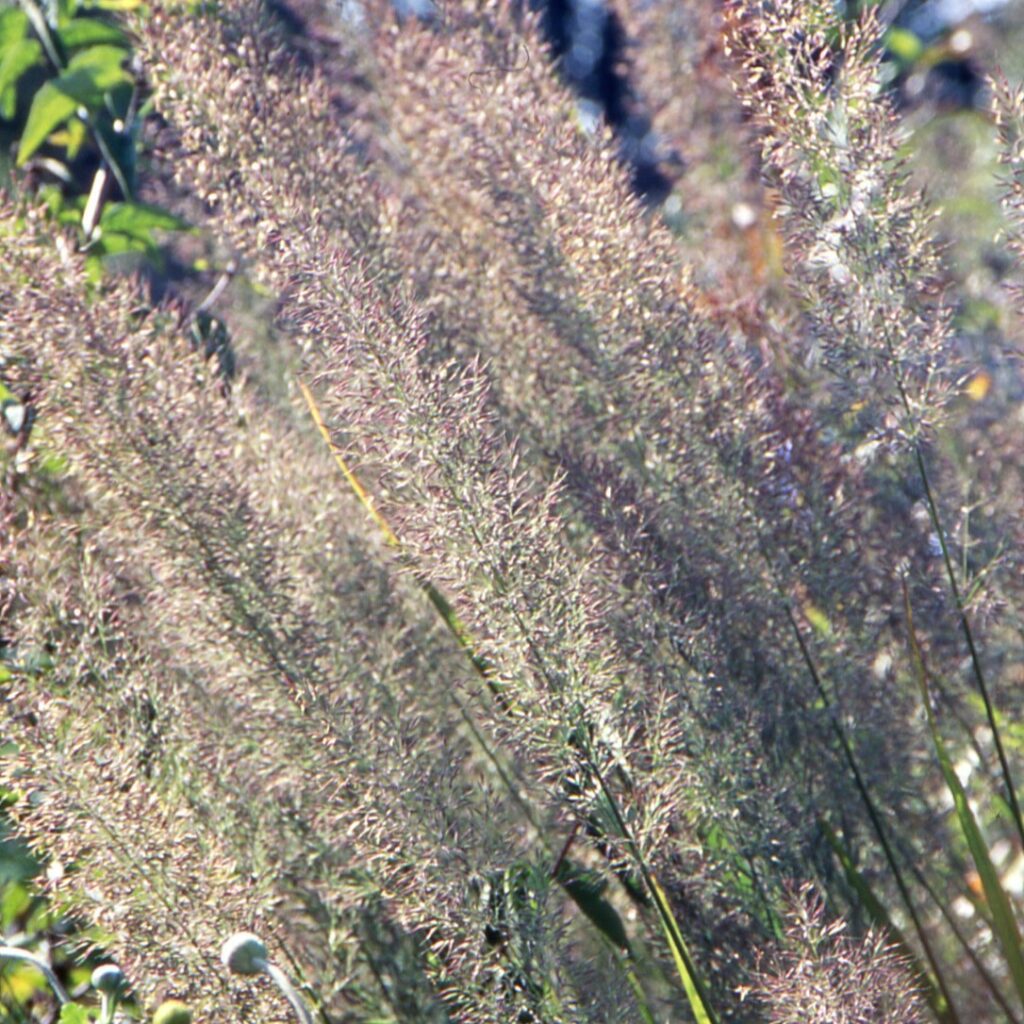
xmin=91 ymin=965 xmax=125 ymax=994
xmin=221 ymin=932 xmax=268 ymax=976
xmin=153 ymin=1000 xmax=193 ymax=1024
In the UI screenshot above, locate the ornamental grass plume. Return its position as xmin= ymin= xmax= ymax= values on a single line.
xmin=362 ymin=6 xmax=964 ymax=961
xmin=134 ymin=1 xmax=764 ymax=1011
xmin=0 ymin=207 xmax=570 ymax=1021
xmin=755 ymin=887 xmax=927 ymax=1024
xmin=134 ymin=0 xmax=985 ymax=1011
xmin=729 ymin=0 xmax=956 ymax=444
xmin=3 ymin=0 xmax=1024 ymax=1020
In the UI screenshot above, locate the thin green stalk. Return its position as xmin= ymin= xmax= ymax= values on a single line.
xmin=904 ymin=581 xmax=1024 ymax=1015
xmin=904 ymin=849 xmax=1023 ymax=1024
xmin=882 ymin=341 xmax=1024 ymax=855
xmin=477 ymin=544 xmax=719 ymax=1023
xmin=911 ymin=438 xmax=1024 ymax=855
xmin=298 ymin=378 xmax=496 ymax=688
xmin=417 ymin=452 xmax=713 ymax=1019
xmin=584 ymin=753 xmax=718 ymax=1024
xmin=821 ymin=822 xmax=955 ymax=1024
xmin=785 ymin=607 xmax=960 ymax=1024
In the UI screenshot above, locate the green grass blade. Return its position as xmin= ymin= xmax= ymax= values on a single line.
xmin=821 ymin=820 xmax=954 ymax=1024
xmin=648 ymin=876 xmax=718 ymax=1024
xmin=904 ymin=583 xmax=1024 ymax=1013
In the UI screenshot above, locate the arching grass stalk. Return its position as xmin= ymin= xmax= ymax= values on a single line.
xmin=903 ymin=582 xmax=1024 ymax=1017
xmin=221 ymin=933 xmax=314 ymax=1024
xmin=297 ymin=378 xmax=495 ymax=689
xmin=0 ymin=945 xmax=70 ymax=1004
xmin=298 ymin=378 xmax=714 ymax=1023
xmin=824 ymin=819 xmax=1022 ymax=1023
xmin=784 ymin=607 xmax=959 ymax=1024
xmin=909 ymin=426 xmax=1024 ymax=854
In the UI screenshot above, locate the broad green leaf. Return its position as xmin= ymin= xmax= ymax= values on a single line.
xmin=17 ymin=46 xmax=129 ymax=163
xmin=66 ymin=43 xmax=130 ymax=83
xmin=57 ymin=18 xmax=128 ymax=50
xmin=17 ymin=81 xmax=79 ymax=163
xmin=0 ymin=8 xmax=28 ymax=49
xmin=54 ymin=0 xmax=81 ymax=24
xmin=59 ymin=1003 xmax=91 ymax=1024
xmin=99 ymin=200 xmax=187 ymax=238
xmin=0 ymin=38 xmax=43 ymax=119
xmin=95 ymin=228 xmax=147 ymax=255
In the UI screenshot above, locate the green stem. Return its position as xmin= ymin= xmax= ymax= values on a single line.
xmin=258 ymin=960 xmax=314 ymax=1024
xmin=911 ymin=440 xmax=1024 ymax=854
xmin=0 ymin=946 xmax=70 ymax=1005
xmin=785 ymin=608 xmax=960 ymax=1024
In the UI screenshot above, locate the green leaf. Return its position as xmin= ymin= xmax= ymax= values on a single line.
xmin=59 ymin=1003 xmax=91 ymax=1024
xmin=17 ymin=81 xmax=78 ymax=163
xmin=555 ymin=860 xmax=630 ymax=951
xmin=649 ymin=875 xmax=717 ymax=1024
xmin=17 ymin=46 xmax=129 ymax=163
xmin=0 ymin=8 xmax=28 ymax=51
xmin=95 ymin=228 xmax=147 ymax=255
xmin=0 ymin=38 xmax=43 ymax=119
xmin=56 ymin=18 xmax=128 ymax=50
xmin=54 ymin=0 xmax=82 ymax=25
xmin=99 ymin=201 xmax=187 ymax=239
xmin=65 ymin=43 xmax=131 ymax=84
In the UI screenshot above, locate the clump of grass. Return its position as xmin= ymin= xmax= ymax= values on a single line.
xmin=2 ymin=0 xmax=1023 ymax=1020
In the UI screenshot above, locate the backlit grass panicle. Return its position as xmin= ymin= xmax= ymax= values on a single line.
xmin=992 ymin=73 xmax=1024 ymax=299
xmin=0 ymin=208 xmax=554 ymax=1021
xmin=131 ymin=2 xmax=970 ymax=1011
xmin=755 ymin=887 xmax=927 ymax=1024
xmin=730 ymin=0 xmax=957 ymax=447
xmin=135 ymin=0 xmax=693 ymax=874
xmin=3 ymin=0 xmax=1024 ymax=1020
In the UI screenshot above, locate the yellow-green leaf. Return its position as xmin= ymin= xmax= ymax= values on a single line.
xmin=17 ymin=46 xmax=129 ymax=163
xmin=0 ymin=38 xmax=42 ymax=119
